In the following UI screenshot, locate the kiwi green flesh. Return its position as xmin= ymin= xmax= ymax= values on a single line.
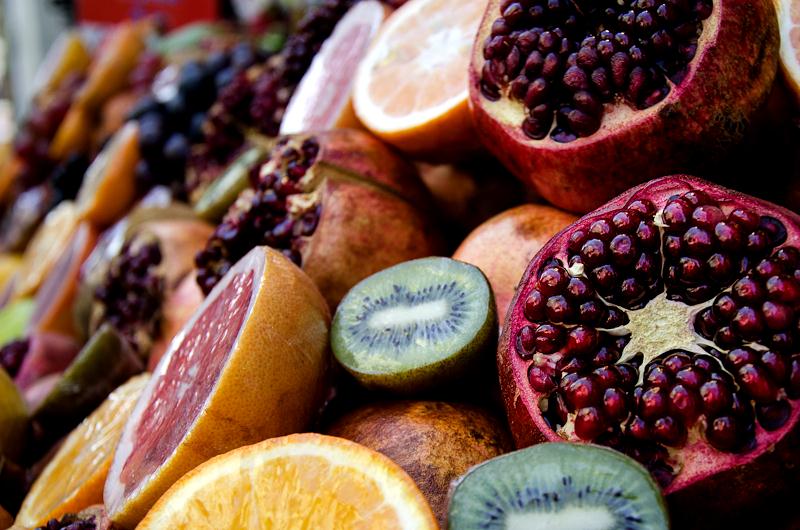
xmin=448 ymin=443 xmax=669 ymax=530
xmin=331 ymin=257 xmax=496 ymax=393
xmin=33 ymin=324 xmax=143 ymax=436
xmin=193 ymin=145 xmax=267 ymax=222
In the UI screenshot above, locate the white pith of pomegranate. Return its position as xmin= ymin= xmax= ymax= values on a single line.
xmin=104 ymin=250 xmax=261 ymax=515
xmin=499 ymin=176 xmax=800 ymax=507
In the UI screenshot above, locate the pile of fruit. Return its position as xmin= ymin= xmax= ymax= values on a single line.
xmin=1 ymin=0 xmax=800 ymax=527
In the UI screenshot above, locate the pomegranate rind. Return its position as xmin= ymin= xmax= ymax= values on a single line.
xmin=498 ymin=175 xmax=800 ymax=523
xmin=469 ymin=0 xmax=780 ymax=213
xmin=104 ymin=247 xmax=331 ymax=528
xmin=453 ymin=204 xmax=577 ymax=324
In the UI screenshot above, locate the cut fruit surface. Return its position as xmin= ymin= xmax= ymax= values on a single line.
xmin=104 ymin=247 xmax=331 ymax=528
xmin=448 ymin=442 xmax=669 ymax=530
xmin=280 ymin=1 xmax=389 ymax=135
xmin=13 ymin=202 xmax=80 ymax=299
xmin=332 ymin=256 xmax=496 ymax=393
xmin=15 ymin=374 xmax=148 ymax=528
xmin=75 ymin=122 xmax=140 ymax=228
xmin=352 ymin=0 xmax=486 ymax=160
xmin=0 ymin=298 xmax=35 ymax=347
xmin=138 ymin=433 xmax=438 ymax=530
xmin=778 ymin=0 xmax=800 ymax=102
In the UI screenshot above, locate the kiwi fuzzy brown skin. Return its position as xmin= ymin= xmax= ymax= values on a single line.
xmin=326 ymin=400 xmax=513 ymax=527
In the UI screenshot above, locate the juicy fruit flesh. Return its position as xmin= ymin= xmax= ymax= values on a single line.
xmin=139 ymin=434 xmax=437 ymax=529
xmin=195 ymin=136 xmax=321 ymax=295
xmin=479 ymin=0 xmax=713 ymax=142
xmin=333 ymin=258 xmax=492 ymax=373
xmin=447 ymin=443 xmax=668 ymax=530
xmin=512 ymin=183 xmax=799 ymax=482
xmin=118 ymin=269 xmax=254 ymax=497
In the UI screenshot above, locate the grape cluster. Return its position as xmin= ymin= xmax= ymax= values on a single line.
xmin=129 ymin=44 xmax=264 ymax=198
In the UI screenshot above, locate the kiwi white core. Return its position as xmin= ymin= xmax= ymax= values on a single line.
xmin=368 ymin=299 xmax=449 ymax=328
xmin=506 ymin=506 xmax=615 ymax=530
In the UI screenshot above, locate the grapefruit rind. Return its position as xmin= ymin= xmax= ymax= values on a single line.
xmin=104 ymin=247 xmax=331 ymax=528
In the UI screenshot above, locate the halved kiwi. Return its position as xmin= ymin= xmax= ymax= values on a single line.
xmin=331 ymin=257 xmax=496 ymax=394
xmin=448 ymin=443 xmax=669 ymax=530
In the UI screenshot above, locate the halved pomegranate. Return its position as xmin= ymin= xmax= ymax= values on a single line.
xmin=469 ymin=1 xmax=779 ymax=213
xmin=499 ymin=176 xmax=800 ymax=526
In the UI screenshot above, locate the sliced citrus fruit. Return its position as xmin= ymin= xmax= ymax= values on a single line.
xmin=15 ymin=374 xmax=149 ymax=528
xmin=32 ymin=31 xmax=91 ymax=100
xmin=281 ymin=0 xmax=390 ymax=135
xmin=352 ymin=0 xmax=485 ymax=160
xmin=104 ymin=247 xmax=331 ymax=528
xmin=75 ymin=122 xmax=140 ymax=228
xmin=74 ymin=21 xmax=147 ymax=112
xmin=778 ymin=0 xmax=800 ymax=101
xmin=13 ymin=201 xmax=80 ymax=299
xmin=138 ymin=433 xmax=437 ymax=529
xmin=49 ymin=105 xmax=93 ymax=161
xmin=28 ymin=222 xmax=97 ymax=339
xmin=0 ymin=253 xmax=22 ymax=296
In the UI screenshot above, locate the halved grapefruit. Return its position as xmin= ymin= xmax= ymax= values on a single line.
xmin=104 ymin=246 xmax=331 ymax=528
xmin=280 ymin=0 xmax=390 ymax=135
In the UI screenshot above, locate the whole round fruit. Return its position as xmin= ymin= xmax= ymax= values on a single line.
xmin=326 ymin=400 xmax=512 ymax=527
xmin=453 ymin=204 xmax=577 ymax=322
xmin=498 ymin=175 xmax=800 ymax=527
xmin=194 ymin=129 xmax=444 ymax=308
xmin=469 ymin=0 xmax=779 ymax=213
xmin=104 ymin=246 xmax=331 ymax=528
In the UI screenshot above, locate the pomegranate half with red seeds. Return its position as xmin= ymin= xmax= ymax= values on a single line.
xmin=195 ymin=129 xmax=443 ymax=308
xmin=469 ymin=0 xmax=779 ymax=213
xmin=498 ymin=176 xmax=800 ymax=525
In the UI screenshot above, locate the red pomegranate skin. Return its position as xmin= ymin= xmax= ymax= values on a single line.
xmin=469 ymin=0 xmax=779 ymax=213
xmin=498 ymin=176 xmax=800 ymax=527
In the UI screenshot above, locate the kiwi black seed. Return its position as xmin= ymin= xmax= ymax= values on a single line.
xmin=331 ymin=257 xmax=497 ymax=394
xmin=448 ymin=443 xmax=669 ymax=530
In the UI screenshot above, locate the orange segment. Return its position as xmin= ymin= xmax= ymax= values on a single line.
xmin=138 ymin=433 xmax=438 ymax=529
xmin=353 ymin=0 xmax=487 ymax=160
xmin=75 ymin=122 xmax=140 ymax=228
xmin=779 ymin=0 xmax=800 ymax=101
xmin=15 ymin=374 xmax=149 ymax=528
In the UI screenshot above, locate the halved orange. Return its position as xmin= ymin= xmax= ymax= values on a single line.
xmin=352 ymin=0 xmax=487 ymax=161
xmin=14 ymin=374 xmax=149 ymax=528
xmin=138 ymin=433 xmax=438 ymax=529
xmin=779 ymin=0 xmax=800 ymax=101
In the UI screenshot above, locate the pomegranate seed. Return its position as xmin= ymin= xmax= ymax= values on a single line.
xmin=627 ymin=415 xmax=650 ymax=440
xmin=559 ymin=356 xmax=588 ymax=374
xmin=700 ymin=380 xmax=732 ymax=415
xmin=692 ymin=205 xmax=725 ymax=228
xmin=611 ymin=210 xmax=638 ymax=232
xmin=566 ymin=277 xmax=594 ymax=300
xmin=713 ymin=293 xmax=738 ymax=321
xmin=756 ymin=400 xmax=790 ymax=431
xmin=546 ymin=295 xmax=575 ymax=322
xmin=523 ymin=290 xmax=545 ymax=321
xmin=592 ymin=346 xmax=621 ymax=367
xmin=765 ymin=275 xmax=800 ymax=303
xmin=581 ymin=239 xmax=607 ymax=266
xmin=538 ymin=266 xmax=569 ymax=295
xmin=663 ymin=352 xmax=692 ymax=373
xmin=534 ymin=324 xmax=564 ymax=354
xmin=593 ymin=366 xmax=619 ymax=388
xmin=640 ymin=387 xmax=668 ymax=420
xmin=663 ymin=200 xmax=690 ymax=228
xmin=762 ymin=301 xmax=793 ymax=330
xmin=775 ymin=247 xmax=799 ymax=269
xmin=738 ymin=364 xmax=777 ymax=403
xmin=529 ymin=365 xmax=556 ymax=393
xmin=706 ymin=416 xmax=740 ymax=451
xmin=616 ymin=364 xmax=638 ymax=389
xmin=727 ymin=348 xmax=758 ymax=369
xmin=578 ymin=300 xmax=603 ymax=324
xmin=601 ymin=387 xmax=628 ymax=420
xmin=566 ymin=376 xmax=601 ymax=409
xmin=517 ymin=325 xmax=536 ymax=359
xmin=713 ymin=222 xmax=743 ymax=251
xmin=652 ymin=416 xmax=687 ymax=446
xmin=646 ymin=365 xmax=672 ymax=387
xmin=636 ymin=221 xmax=659 ymax=248
xmin=566 ymin=326 xmax=598 ymax=355
xmin=568 ymin=230 xmax=587 ymax=252
xmin=728 ymin=208 xmax=759 ymax=231
xmin=669 ymin=384 xmax=700 ymax=423
xmin=693 ymin=355 xmax=716 ymax=372
xmin=575 ymin=406 xmax=607 ymax=440
xmin=731 ymin=307 xmax=765 ymax=339
xmin=559 ymin=372 xmax=580 ymax=392
xmin=675 ymin=367 xmax=705 ymax=389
